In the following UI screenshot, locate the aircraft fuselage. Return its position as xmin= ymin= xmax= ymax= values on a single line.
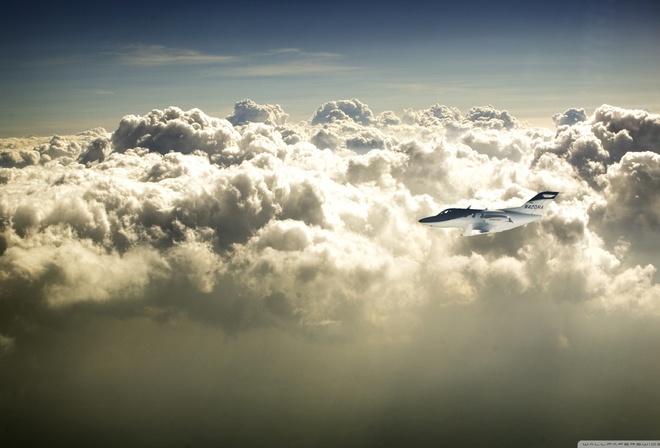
xmin=418 ymin=191 xmax=558 ymax=236
xmin=419 ymin=208 xmax=541 ymax=233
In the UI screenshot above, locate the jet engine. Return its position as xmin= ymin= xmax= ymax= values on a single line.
xmin=481 ymin=212 xmax=513 ymax=223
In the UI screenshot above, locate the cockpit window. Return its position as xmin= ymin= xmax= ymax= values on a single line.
xmin=435 ymin=208 xmax=456 ymax=217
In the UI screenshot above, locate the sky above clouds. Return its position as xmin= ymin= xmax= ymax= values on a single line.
xmin=2 ymin=1 xmax=660 ymax=447
xmin=2 ymin=0 xmax=660 ymax=136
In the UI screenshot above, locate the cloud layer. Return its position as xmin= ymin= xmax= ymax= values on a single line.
xmin=1 ymin=100 xmax=659 ymax=446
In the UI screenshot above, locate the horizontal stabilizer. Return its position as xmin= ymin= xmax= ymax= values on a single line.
xmin=502 ymin=191 xmax=559 ymax=216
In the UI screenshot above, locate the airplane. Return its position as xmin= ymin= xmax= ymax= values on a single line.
xmin=419 ymin=191 xmax=559 ymax=236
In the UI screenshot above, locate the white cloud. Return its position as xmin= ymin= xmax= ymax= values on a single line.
xmin=226 ymin=99 xmax=289 ymax=126
xmin=401 ymin=103 xmax=463 ymax=127
xmin=553 ymin=107 xmax=587 ymax=126
xmin=111 ymin=106 xmax=239 ymax=157
xmin=311 ymin=99 xmax=375 ymax=125
xmin=465 ymin=105 xmax=518 ymax=130
xmin=115 ymin=44 xmax=236 ymax=66
xmin=1 ymin=99 xmax=659 ymax=447
xmin=594 ymin=264 xmax=660 ymax=315
xmin=2 ymin=98 xmax=656 ymax=326
xmin=230 ymin=60 xmax=351 ymax=77
xmin=0 ymin=130 xmax=110 ymax=168
xmin=201 ymin=48 xmax=354 ymax=77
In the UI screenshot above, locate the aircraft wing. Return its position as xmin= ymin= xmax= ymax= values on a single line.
xmin=462 ymin=211 xmax=532 ymax=236
xmin=462 ymin=223 xmax=476 ymax=237
xmin=463 ymin=222 xmax=492 ymax=236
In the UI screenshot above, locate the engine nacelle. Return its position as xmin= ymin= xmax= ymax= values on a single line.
xmin=481 ymin=212 xmax=512 ymax=223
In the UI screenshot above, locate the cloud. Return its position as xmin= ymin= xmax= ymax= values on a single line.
xmin=540 ymin=105 xmax=660 ymax=177
xmin=1 ymin=99 xmax=659 ymax=446
xmin=65 ymin=88 xmax=116 ymax=95
xmin=401 ymin=103 xmax=463 ymax=127
xmin=115 ymin=44 xmax=235 ymax=66
xmin=399 ymin=104 xmax=518 ymax=131
xmin=588 ymin=150 xmax=660 ymax=265
xmin=111 ymin=106 xmax=239 ymax=157
xmin=229 ymin=60 xmax=350 ymax=77
xmin=311 ymin=98 xmax=375 ymax=125
xmin=0 ymin=333 xmax=15 ymax=354
xmin=201 ymin=48 xmax=354 ymax=77
xmin=460 ymin=128 xmax=526 ymax=161
xmin=0 ymin=129 xmax=110 ymax=168
xmin=553 ymin=107 xmax=587 ymax=126
xmin=226 ymin=99 xmax=289 ymax=126
xmin=465 ymin=105 xmax=518 ymax=130
xmin=590 ymin=104 xmax=660 ymax=161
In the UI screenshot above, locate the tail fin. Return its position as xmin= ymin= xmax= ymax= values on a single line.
xmin=503 ymin=191 xmax=559 ymax=215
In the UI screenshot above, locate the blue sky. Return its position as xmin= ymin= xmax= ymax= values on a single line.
xmin=2 ymin=0 xmax=659 ymax=136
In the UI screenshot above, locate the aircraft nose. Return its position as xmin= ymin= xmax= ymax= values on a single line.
xmin=418 ymin=216 xmax=434 ymax=224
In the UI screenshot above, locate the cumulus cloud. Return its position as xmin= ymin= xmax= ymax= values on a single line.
xmin=311 ymin=98 xmax=375 ymax=125
xmin=465 ymin=105 xmax=518 ymax=129
xmin=591 ymin=104 xmax=660 ymax=161
xmin=402 ymin=103 xmax=463 ymax=127
xmin=588 ymin=150 xmax=660 ymax=266
xmin=226 ymin=99 xmax=289 ymax=126
xmin=1 ymin=99 xmax=659 ymax=447
xmin=553 ymin=107 xmax=587 ymax=126
xmin=534 ymin=105 xmax=660 ymax=184
xmin=0 ymin=139 xmax=41 ymax=168
xmin=111 ymin=107 xmax=234 ymax=154
xmin=0 ymin=129 xmax=110 ymax=168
